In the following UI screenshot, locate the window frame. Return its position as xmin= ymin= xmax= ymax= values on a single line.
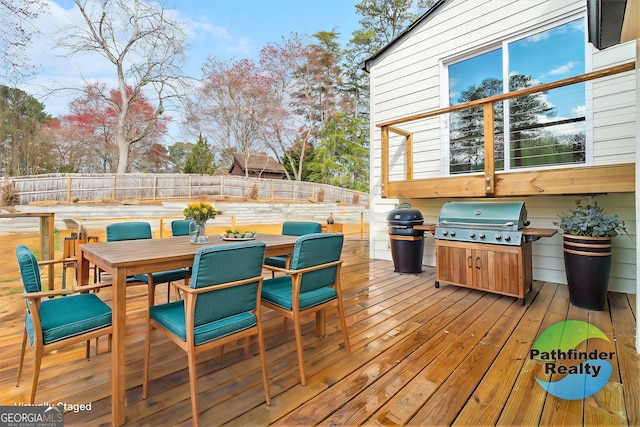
xmin=439 ymin=12 xmax=592 ymax=176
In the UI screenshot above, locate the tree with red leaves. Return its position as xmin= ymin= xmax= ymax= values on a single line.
xmin=54 ymin=83 xmax=169 ymax=173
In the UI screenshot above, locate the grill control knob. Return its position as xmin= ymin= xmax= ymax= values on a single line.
xmin=504 ymin=234 xmax=511 ymax=241
xmin=469 ymin=232 xmax=475 ymax=238
xmin=450 ymin=231 xmax=456 ymax=237
xmin=479 ymin=233 xmax=485 ymax=239
xmin=495 ymin=234 xmax=502 ymax=240
xmin=442 ymin=230 xmax=448 ymax=236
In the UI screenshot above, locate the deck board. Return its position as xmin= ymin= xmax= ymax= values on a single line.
xmin=0 ymin=235 xmax=638 ymax=426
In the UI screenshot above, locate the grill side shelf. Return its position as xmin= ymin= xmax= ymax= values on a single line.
xmin=522 ymin=227 xmax=557 ymax=241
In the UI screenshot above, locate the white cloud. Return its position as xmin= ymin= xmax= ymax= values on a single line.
xmin=190 ymin=21 xmax=233 ymax=40
xmin=572 ymin=104 xmax=586 ymax=115
xmin=527 ymin=31 xmax=550 ymax=43
xmin=223 ymin=36 xmax=253 ymax=55
xmin=549 ymin=61 xmax=577 ymax=76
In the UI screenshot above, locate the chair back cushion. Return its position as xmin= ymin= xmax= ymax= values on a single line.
xmin=15 ymin=245 xmax=42 ymax=293
xmin=191 ymin=241 xmax=266 ymax=328
xmin=171 ymin=219 xmax=191 ymax=236
xmin=106 ymin=221 xmax=152 ymax=242
xmin=282 ymin=221 xmax=322 ymax=236
xmin=290 ymin=233 xmax=343 ymax=293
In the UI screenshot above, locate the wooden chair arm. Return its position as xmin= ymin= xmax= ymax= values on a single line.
xmin=262 ymin=265 xmax=290 ymax=274
xmin=264 ymin=259 xmax=343 ymax=276
xmin=37 ymin=259 xmax=72 ymax=267
xmin=175 ymin=275 xmax=263 ymax=295
xmin=75 ymin=281 xmax=113 ymax=292
xmin=23 ymin=281 xmax=112 ymax=300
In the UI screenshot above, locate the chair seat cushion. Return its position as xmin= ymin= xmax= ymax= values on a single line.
xmin=133 ymin=268 xmax=189 ymax=284
xmin=150 ymin=301 xmax=257 ymax=346
xmin=264 ymin=256 xmax=287 ymax=269
xmin=29 ymin=293 xmax=112 ymax=345
xmin=262 ymin=276 xmax=337 ymax=310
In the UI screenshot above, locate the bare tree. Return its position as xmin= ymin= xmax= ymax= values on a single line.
xmin=185 ymin=57 xmax=270 ymax=171
xmin=0 ymin=0 xmax=47 ymax=80
xmin=258 ymin=34 xmax=315 ymax=181
xmin=59 ymin=0 xmax=190 ymax=173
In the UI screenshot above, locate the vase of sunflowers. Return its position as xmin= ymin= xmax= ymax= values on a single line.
xmin=183 ymin=202 xmax=217 ymax=244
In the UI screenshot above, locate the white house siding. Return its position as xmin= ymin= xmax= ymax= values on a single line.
xmin=592 ymin=41 xmax=637 ymax=164
xmin=368 ymin=0 xmax=637 ymax=294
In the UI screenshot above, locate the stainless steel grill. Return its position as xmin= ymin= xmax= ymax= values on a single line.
xmin=434 ymin=200 xmax=556 ymax=304
xmin=434 ymin=201 xmax=530 ymax=246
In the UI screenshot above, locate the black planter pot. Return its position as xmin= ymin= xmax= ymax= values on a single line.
xmin=563 ymin=234 xmax=612 ymax=311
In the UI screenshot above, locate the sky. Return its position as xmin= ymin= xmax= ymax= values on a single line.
xmin=16 ymin=0 xmax=362 ymax=141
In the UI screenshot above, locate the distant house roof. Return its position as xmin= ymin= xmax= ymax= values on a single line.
xmin=229 ymin=153 xmax=286 ymax=175
xmin=213 ymin=168 xmax=230 ymax=176
xmin=362 ymin=0 xmax=448 ymax=73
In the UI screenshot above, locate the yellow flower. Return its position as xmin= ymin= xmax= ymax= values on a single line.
xmin=183 ymin=202 xmax=217 ymax=223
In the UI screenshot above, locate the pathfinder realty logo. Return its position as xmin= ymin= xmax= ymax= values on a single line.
xmin=530 ymin=320 xmax=613 ymax=400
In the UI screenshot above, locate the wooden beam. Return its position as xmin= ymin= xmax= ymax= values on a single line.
xmin=493 ymin=163 xmax=635 ymax=196
xmin=381 ymin=126 xmax=390 ymax=197
xmin=483 ymin=103 xmax=495 ymax=195
xmin=383 ymin=163 xmax=635 ymax=198
xmin=406 ymin=131 xmax=414 ymax=181
xmin=385 ymin=175 xmax=487 ymax=198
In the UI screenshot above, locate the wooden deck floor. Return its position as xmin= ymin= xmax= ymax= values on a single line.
xmin=0 ymin=235 xmax=638 ymax=426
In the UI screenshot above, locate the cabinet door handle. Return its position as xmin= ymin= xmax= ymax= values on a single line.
xmin=467 ymin=256 xmax=473 ymax=268
xmin=475 ymin=256 xmax=482 ymax=269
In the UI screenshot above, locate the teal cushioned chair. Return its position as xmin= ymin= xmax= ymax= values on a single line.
xmin=261 ymin=233 xmax=350 ymax=385
xmin=106 ymin=221 xmax=189 ymax=304
xmin=264 ymin=221 xmax=322 ymax=273
xmin=143 ymin=241 xmax=271 ymax=426
xmin=171 ymin=219 xmax=191 ymax=237
xmin=15 ymin=245 xmax=113 ymax=404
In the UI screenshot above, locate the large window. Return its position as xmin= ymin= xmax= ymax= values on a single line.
xmin=447 ymin=18 xmax=586 ymax=174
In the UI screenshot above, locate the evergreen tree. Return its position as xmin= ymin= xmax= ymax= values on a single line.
xmin=0 ymin=85 xmax=52 ymax=175
xmin=183 ymin=133 xmax=215 ymax=174
xmin=343 ymin=0 xmax=432 ymax=118
xmin=307 ymin=112 xmax=369 ymax=192
xmin=167 ymin=141 xmax=193 ymax=172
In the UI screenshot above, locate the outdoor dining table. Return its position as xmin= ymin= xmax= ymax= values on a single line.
xmin=77 ymin=233 xmax=299 ymax=426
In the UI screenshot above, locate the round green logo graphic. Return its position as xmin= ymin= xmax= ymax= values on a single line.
xmin=530 ymin=320 xmax=613 ymax=400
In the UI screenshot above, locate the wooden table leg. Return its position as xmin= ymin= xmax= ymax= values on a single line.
xmin=112 ymin=267 xmax=127 ymax=426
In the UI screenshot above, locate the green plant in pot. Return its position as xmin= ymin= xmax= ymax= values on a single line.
xmin=555 ymin=198 xmax=626 ymax=310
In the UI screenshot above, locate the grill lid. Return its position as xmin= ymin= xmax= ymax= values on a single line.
xmin=438 ymin=201 xmax=528 ymax=230
xmin=387 ymin=203 xmax=424 ymax=226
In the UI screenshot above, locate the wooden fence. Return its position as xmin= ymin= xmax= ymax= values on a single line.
xmin=4 ymin=173 xmax=369 ymax=206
